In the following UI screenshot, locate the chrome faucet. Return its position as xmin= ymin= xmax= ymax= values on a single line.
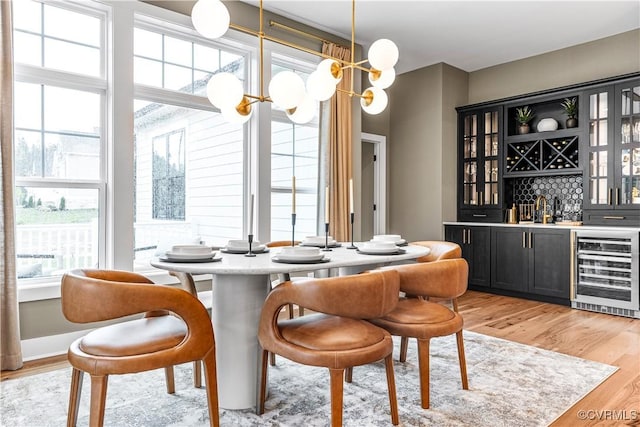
xmin=535 ymin=195 xmax=551 ymax=224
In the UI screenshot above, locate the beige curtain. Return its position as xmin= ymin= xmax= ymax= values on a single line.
xmin=322 ymin=42 xmax=353 ymax=241
xmin=1 ymin=0 xmax=23 ymax=371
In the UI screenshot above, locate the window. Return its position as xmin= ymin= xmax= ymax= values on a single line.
xmin=270 ymin=60 xmax=320 ymax=241
xmin=132 ymin=22 xmax=248 ymax=269
xmin=13 ymin=0 xmax=106 ymax=281
xmin=152 ymin=129 xmax=185 ymax=220
xmin=12 ymin=1 xmax=326 ymax=287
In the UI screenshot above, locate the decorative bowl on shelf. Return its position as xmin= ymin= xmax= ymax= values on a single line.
xmin=537 ymin=118 xmax=558 ymax=132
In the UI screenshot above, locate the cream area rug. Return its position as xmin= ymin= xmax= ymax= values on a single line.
xmin=1 ymin=331 xmax=616 ymax=427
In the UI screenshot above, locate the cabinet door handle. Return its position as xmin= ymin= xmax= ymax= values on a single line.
xmin=522 ymin=232 xmax=526 ymax=248
xmin=468 ymin=230 xmax=472 ymax=244
xmin=529 ymin=232 xmax=532 ymax=249
xmin=615 ymin=187 xmax=620 ymax=205
xmin=473 ymin=214 xmax=487 ymax=217
xmin=608 ymin=188 xmax=613 ymax=205
xmin=603 ymin=216 xmax=625 ymax=220
xmin=462 ymin=229 xmax=466 ymax=244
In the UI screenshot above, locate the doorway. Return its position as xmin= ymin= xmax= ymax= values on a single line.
xmin=360 ymin=133 xmax=386 ymax=240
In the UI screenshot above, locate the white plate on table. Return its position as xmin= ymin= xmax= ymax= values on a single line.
xmin=160 ymin=254 xmax=222 ymax=263
xmin=274 ymin=252 xmax=326 ymax=262
xmin=357 ymin=247 xmax=405 ymax=255
xmin=221 ymin=246 xmax=268 ymax=254
xmin=272 ymin=255 xmax=330 ymax=264
xmin=300 ymin=241 xmax=340 ymax=248
xmin=164 ymin=250 xmax=217 ymax=260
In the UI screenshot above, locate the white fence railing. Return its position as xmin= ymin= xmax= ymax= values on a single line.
xmin=16 ymin=221 xmax=98 ymax=278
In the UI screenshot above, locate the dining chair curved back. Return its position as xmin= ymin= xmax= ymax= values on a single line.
xmin=411 ymin=240 xmax=461 ymax=263
xmin=368 ymin=259 xmax=469 ymax=409
xmin=265 ymin=240 xmax=301 ymax=248
xmin=61 ymin=269 xmax=219 ymax=427
xmin=258 ymin=269 xmax=401 ymax=426
xmin=266 ymin=240 xmax=302 ymax=318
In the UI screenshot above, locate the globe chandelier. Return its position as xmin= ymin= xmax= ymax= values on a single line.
xmin=191 ymin=0 xmax=399 ymax=124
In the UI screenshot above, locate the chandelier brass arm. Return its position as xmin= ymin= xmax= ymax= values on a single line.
xmin=191 ymin=0 xmax=399 ymax=123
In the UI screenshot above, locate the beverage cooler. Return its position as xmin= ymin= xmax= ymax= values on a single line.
xmin=572 ymin=230 xmax=639 ymax=319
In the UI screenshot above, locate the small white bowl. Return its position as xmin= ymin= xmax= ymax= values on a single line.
xmin=170 ymin=244 xmax=212 ymax=255
xmin=362 ymin=241 xmax=397 ymax=250
xmin=227 ymin=239 xmax=261 ymax=250
xmin=280 ymin=246 xmax=320 ymax=257
xmin=373 ymin=234 xmax=402 ymax=242
xmin=304 ymin=236 xmax=334 ymax=244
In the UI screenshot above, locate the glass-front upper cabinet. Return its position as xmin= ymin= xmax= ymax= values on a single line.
xmin=457 ymin=106 xmax=502 ymax=222
xmin=584 ymin=87 xmax=613 ymax=208
xmin=616 ymin=81 xmax=640 ymax=207
xmin=583 ymin=78 xmax=640 ymax=225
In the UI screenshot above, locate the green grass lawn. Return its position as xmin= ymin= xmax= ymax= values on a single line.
xmin=16 ymin=207 xmax=98 ymax=225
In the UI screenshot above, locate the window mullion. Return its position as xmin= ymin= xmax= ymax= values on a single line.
xmin=15 ymin=64 xmax=107 ymax=92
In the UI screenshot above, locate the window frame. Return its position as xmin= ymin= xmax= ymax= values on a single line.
xmin=13 ymin=0 xmax=109 ymax=292
xmin=14 ymin=0 xmax=327 ymax=301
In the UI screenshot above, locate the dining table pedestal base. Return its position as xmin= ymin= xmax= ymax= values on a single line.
xmin=211 ymin=273 xmax=270 ymax=410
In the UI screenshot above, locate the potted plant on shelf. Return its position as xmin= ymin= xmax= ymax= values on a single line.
xmin=516 ymin=106 xmax=534 ymax=134
xmin=561 ymin=97 xmax=578 ymax=128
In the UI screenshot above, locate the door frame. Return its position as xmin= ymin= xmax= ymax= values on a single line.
xmin=361 ymin=132 xmax=386 ymax=235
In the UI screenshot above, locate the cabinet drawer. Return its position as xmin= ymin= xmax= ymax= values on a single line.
xmin=458 ymin=209 xmax=502 ymax=223
xmin=583 ymin=210 xmax=640 ymax=226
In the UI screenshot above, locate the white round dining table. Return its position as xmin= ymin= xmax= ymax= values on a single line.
xmin=151 ymin=243 xmax=430 ymax=410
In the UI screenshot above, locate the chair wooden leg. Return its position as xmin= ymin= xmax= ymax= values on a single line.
xmin=269 ymin=352 xmax=276 ymax=366
xmin=456 ymin=330 xmax=469 ymax=390
xmin=298 ymin=306 xmax=305 ymax=316
xmin=328 ymin=368 xmax=344 ymax=427
xmin=384 ymin=355 xmax=399 ymax=425
xmin=164 ymin=366 xmax=175 ymax=394
xmin=89 ymin=374 xmax=108 ymax=427
xmin=258 ymin=349 xmax=269 ymax=415
xmin=202 ymin=350 xmax=220 ymax=427
xmin=399 ymin=336 xmax=409 ymax=362
xmin=67 ymin=368 xmax=84 ymax=427
xmin=288 ymin=303 xmax=295 ymax=319
xmin=194 ymin=360 xmax=202 ymax=388
xmin=344 ymin=367 xmax=352 ymax=383
xmin=416 ymin=338 xmax=431 ymax=409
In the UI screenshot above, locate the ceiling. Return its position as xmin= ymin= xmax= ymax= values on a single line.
xmin=240 ymin=0 xmax=640 ymax=75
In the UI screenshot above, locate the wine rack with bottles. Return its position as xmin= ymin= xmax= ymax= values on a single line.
xmin=505 ymin=136 xmax=580 ymax=175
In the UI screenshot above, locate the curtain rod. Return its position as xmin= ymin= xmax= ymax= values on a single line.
xmin=268 ymin=20 xmax=350 ymax=51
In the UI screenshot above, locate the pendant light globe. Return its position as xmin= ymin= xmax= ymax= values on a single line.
xmin=367 ymin=39 xmax=399 ymax=71
xmin=222 ymin=97 xmax=253 ymax=124
xmin=306 ymin=70 xmax=337 ymax=101
xmin=206 ymin=72 xmax=244 ymax=110
xmin=316 ymin=58 xmax=343 ymax=84
xmin=286 ymin=94 xmax=316 ymax=124
xmin=191 ymin=0 xmax=230 ymax=39
xmin=369 ymin=67 xmax=395 ymax=89
xmin=360 ymin=87 xmax=388 ymax=115
xmin=269 ymin=71 xmax=306 ymax=109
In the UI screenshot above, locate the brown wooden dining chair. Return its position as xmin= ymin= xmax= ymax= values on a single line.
xmin=258 ymin=269 xmax=401 ymax=427
xmin=355 ymin=259 xmax=470 ymax=409
xmin=266 ymin=240 xmax=302 ymax=319
xmin=61 ymin=269 xmax=219 ymax=427
xmin=400 ymin=240 xmax=462 ymax=360
xmin=411 ymin=240 xmax=462 ymax=263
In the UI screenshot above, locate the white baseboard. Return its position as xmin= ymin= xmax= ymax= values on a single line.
xmin=21 ymin=329 xmax=93 ymax=361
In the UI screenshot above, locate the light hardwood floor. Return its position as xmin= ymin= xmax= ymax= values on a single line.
xmin=2 ymin=290 xmax=639 ymax=426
